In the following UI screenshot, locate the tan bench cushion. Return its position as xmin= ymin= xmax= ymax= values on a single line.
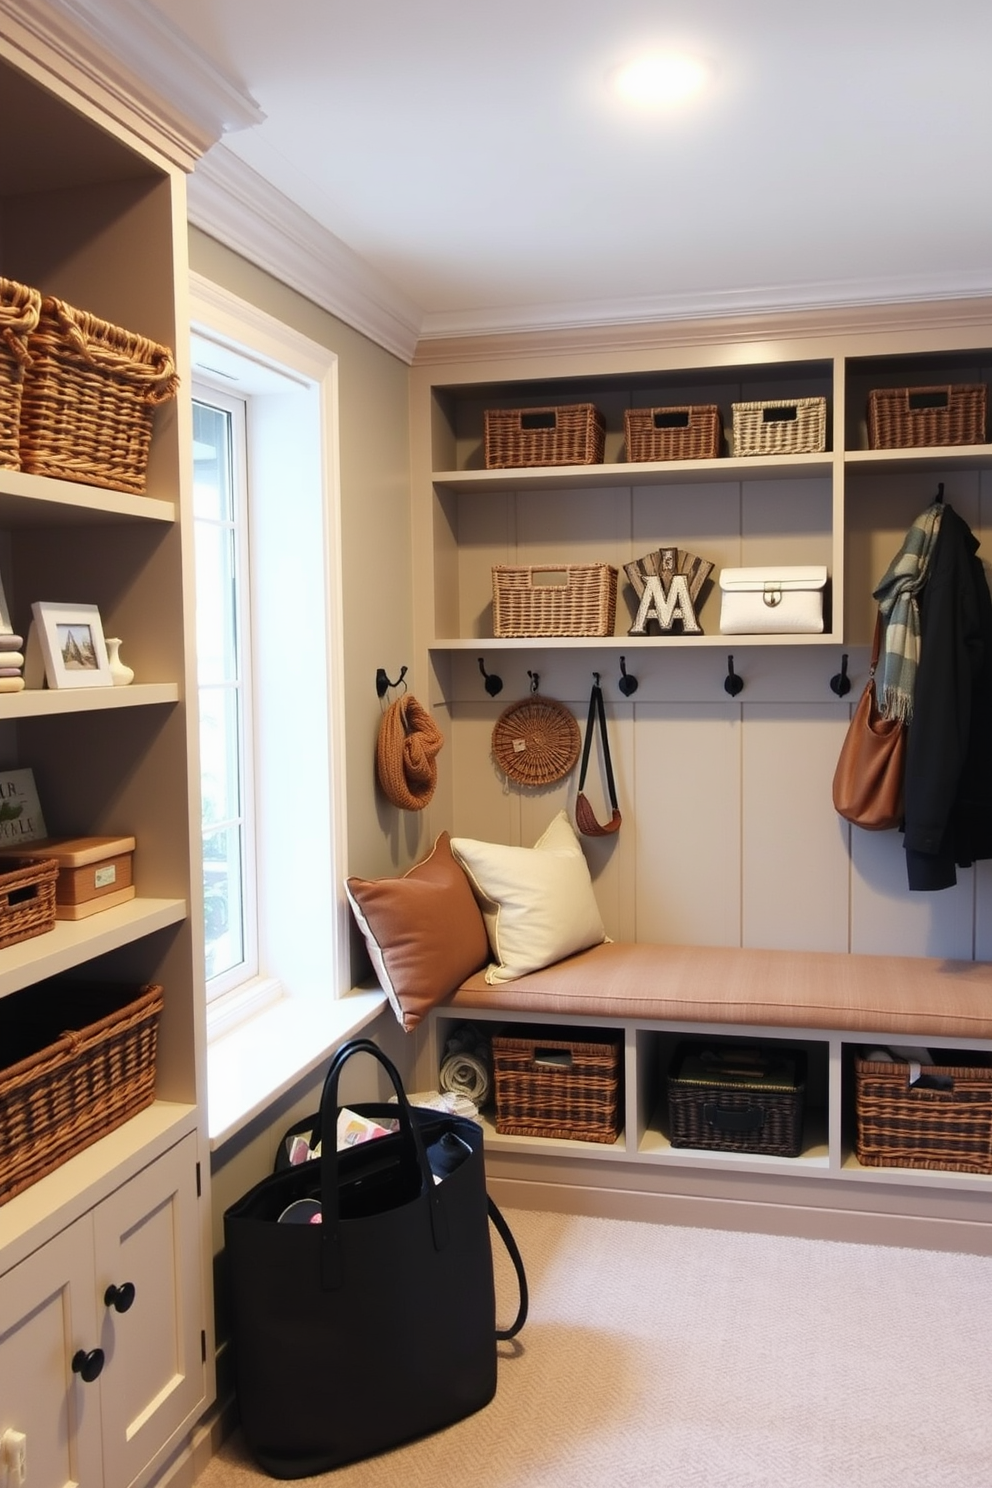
xmin=446 ymin=941 xmax=992 ymax=1041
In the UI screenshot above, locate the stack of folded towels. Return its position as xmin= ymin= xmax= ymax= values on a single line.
xmin=0 ymin=632 xmax=25 ymax=694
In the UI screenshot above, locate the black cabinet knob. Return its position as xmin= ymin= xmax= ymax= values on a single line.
xmin=71 ymin=1347 xmax=105 ymax=1383
xmin=104 ymin=1281 xmax=136 ymax=1313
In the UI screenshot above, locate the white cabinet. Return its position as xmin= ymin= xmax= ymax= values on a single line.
xmin=0 ymin=1134 xmax=204 ymax=1488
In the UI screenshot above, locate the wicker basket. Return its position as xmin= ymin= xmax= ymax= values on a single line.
xmin=854 ymin=1051 xmax=992 ymax=1174
xmin=19 ymin=296 xmax=179 ymax=495
xmin=667 ymin=1043 xmax=806 ymax=1157
xmin=491 ymin=695 xmax=580 ymax=786
xmin=867 ymin=384 xmax=987 ymax=449
xmin=625 ymin=404 xmax=722 ymax=462
xmin=492 ymin=563 xmax=618 ymax=637
xmin=492 ymin=1027 xmax=623 ymax=1143
xmin=484 ymin=403 xmax=606 ymax=469
xmin=732 ymin=396 xmax=827 ymax=457
xmin=0 ymin=980 xmax=163 ymax=1205
xmin=0 ymin=277 xmax=42 ymax=472
xmin=0 ymin=855 xmax=59 ymax=950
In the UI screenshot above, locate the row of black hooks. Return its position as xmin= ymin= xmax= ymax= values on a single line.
xmin=381 ymin=652 xmax=855 ymax=700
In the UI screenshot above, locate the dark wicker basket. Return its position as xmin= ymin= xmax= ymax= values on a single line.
xmin=492 ymin=1028 xmax=623 ymax=1143
xmin=854 ymin=1051 xmax=992 ymax=1174
xmin=625 ymin=404 xmax=721 ymax=462
xmin=867 ymin=384 xmax=987 ymax=449
xmin=19 ymin=296 xmax=179 ymax=494
xmin=0 ymin=980 xmax=163 ymax=1205
xmin=0 ymin=276 xmax=42 ymax=471
xmin=484 ymin=403 xmax=605 ymax=469
xmin=667 ymin=1043 xmax=806 ymax=1157
xmin=492 ymin=563 xmax=618 ymax=637
xmin=0 ymin=855 xmax=59 ymax=950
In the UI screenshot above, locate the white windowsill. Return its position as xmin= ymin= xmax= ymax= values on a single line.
xmin=207 ymin=985 xmax=388 ymax=1149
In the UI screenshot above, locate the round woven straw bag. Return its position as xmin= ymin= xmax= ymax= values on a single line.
xmin=491 ymin=694 xmax=580 ymax=787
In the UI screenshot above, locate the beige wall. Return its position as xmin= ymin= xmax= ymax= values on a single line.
xmin=189 ymin=229 xmax=422 ymax=1367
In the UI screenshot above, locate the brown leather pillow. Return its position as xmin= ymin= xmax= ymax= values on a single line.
xmin=345 ymin=832 xmax=489 ymax=1031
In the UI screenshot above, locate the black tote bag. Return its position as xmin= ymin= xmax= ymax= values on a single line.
xmin=224 ymin=1037 xmax=526 ymax=1478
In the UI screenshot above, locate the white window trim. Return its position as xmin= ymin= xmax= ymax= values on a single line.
xmin=188 ymin=273 xmax=380 ymax=1145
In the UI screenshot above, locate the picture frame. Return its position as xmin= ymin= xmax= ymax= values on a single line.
xmin=0 ymin=569 xmax=12 ymax=636
xmin=31 ymin=601 xmax=113 ymax=689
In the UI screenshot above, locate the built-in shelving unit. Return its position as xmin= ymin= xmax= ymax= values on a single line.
xmin=0 ymin=37 xmax=213 ymax=1482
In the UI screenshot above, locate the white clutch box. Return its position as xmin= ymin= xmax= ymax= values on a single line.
xmin=719 ymin=565 xmax=827 ymax=635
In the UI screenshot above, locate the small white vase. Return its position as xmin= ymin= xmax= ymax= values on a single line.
xmin=105 ymin=637 xmax=134 ymax=687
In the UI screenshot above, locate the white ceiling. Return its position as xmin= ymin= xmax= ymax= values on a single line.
xmin=131 ymin=2 xmax=992 ymax=344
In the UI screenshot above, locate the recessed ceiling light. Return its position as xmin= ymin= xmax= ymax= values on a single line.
xmin=610 ymin=52 xmax=712 ymax=108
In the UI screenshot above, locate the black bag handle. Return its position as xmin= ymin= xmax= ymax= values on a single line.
xmin=489 ymin=1197 xmax=528 ymax=1340
xmin=576 ymin=678 xmax=621 ymax=835
xmin=317 ymin=1038 xmax=448 ymax=1289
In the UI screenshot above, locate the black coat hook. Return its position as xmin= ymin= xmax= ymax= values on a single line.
xmin=528 ymin=670 xmax=539 ymax=693
xmin=724 ymin=655 xmax=744 ymax=697
xmin=478 ymin=657 xmax=503 ymax=696
xmin=618 ymin=655 xmax=638 ymax=696
xmin=830 ymin=654 xmax=852 ymax=697
xmin=935 ymin=482 xmax=944 ymax=504
xmin=375 ymin=665 xmax=407 ymax=699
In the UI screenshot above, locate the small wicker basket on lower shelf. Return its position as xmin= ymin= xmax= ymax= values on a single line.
xmin=0 ymin=980 xmax=163 ymax=1206
xmin=492 ymin=563 xmax=618 ymax=637
xmin=492 ymin=1027 xmax=623 ymax=1143
xmin=19 ymin=296 xmax=179 ymax=495
xmin=854 ymin=1051 xmax=992 ymax=1175
xmin=0 ymin=855 xmax=59 ymax=950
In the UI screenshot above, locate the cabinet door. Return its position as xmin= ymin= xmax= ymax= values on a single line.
xmin=93 ymin=1135 xmax=205 ymax=1488
xmin=0 ymin=1215 xmax=103 ymax=1488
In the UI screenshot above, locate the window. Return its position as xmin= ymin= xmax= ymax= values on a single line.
xmin=189 ymin=276 xmax=351 ymax=1042
xmin=192 ymin=389 xmax=255 ymax=995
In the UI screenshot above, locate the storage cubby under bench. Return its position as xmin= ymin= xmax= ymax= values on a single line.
xmin=422 ymin=941 xmax=992 ymax=1254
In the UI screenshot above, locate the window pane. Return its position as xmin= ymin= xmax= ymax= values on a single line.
xmin=203 ymin=824 xmax=245 ymax=980
xmin=194 ymin=391 xmax=253 ymax=996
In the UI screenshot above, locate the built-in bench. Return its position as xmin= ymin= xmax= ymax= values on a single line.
xmin=446 ymin=939 xmax=992 ymax=1041
xmin=421 ymin=941 xmax=992 ymax=1254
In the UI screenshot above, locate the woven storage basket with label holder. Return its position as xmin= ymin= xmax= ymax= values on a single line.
xmin=719 ymin=565 xmax=827 ymax=635
xmin=491 ymin=1027 xmax=623 ymax=1143
xmin=5 ymin=835 xmax=137 ymax=919
xmin=667 ymin=1043 xmax=806 ymax=1157
xmin=492 ymin=563 xmax=617 ymax=637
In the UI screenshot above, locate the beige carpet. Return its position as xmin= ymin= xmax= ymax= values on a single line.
xmin=197 ymin=1208 xmax=992 ymax=1488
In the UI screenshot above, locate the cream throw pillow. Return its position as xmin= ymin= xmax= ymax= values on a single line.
xmin=451 ymin=811 xmax=607 ymax=983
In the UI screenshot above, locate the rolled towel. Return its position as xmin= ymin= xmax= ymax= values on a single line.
xmin=440 ymin=1050 xmax=491 ymax=1106
xmin=439 ymin=1022 xmax=492 ymax=1106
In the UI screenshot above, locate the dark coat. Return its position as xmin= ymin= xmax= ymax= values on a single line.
xmin=903 ymin=502 xmax=992 ymax=890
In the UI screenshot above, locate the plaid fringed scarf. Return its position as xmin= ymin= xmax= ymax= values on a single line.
xmin=871 ymin=500 xmax=943 ymax=722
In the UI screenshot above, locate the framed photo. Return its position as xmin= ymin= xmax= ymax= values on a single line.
xmin=0 ymin=569 xmax=12 ymax=636
xmin=31 ymin=601 xmax=113 ymax=689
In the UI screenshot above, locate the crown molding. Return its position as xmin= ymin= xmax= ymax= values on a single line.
xmin=412 ymin=294 xmax=992 ymax=369
xmin=416 ymin=270 xmax=992 ymax=348
xmin=0 ymin=0 xmax=263 ymax=168
xmin=187 ymin=146 xmax=424 ymax=364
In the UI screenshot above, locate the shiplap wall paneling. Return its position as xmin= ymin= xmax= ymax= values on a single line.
xmin=849 ymin=818 xmax=978 ymax=960
xmin=741 ymin=704 xmax=851 ymax=952
xmin=631 ymin=704 xmax=741 ymax=947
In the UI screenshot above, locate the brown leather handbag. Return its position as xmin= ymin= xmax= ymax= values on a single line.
xmin=575 ymin=678 xmax=622 ymax=837
xmin=832 ymin=612 xmax=906 ymax=831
